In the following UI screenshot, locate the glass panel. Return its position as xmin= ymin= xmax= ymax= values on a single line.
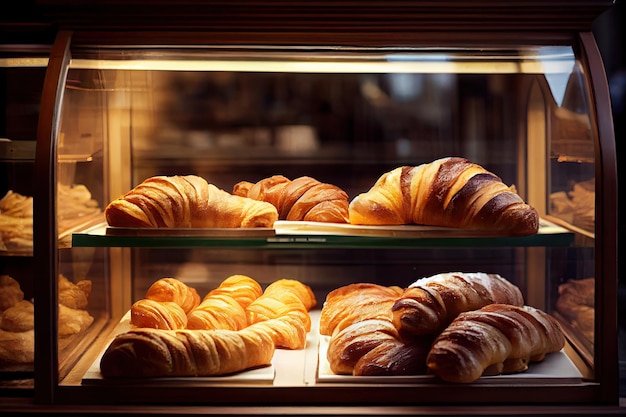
xmin=57 ymin=45 xmax=597 ymax=389
xmin=0 ymin=55 xmax=48 ymax=391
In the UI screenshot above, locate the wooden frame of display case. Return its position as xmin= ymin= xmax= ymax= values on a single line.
xmin=23 ymin=1 xmax=620 ymax=415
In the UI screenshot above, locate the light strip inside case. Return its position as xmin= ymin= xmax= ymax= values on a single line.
xmin=68 ymin=46 xmax=577 ymax=75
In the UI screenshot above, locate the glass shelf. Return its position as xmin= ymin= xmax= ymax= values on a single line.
xmin=71 ymin=219 xmax=574 ymax=249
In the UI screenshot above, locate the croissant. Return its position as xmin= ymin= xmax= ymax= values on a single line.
xmin=392 ymin=272 xmax=524 ymax=337
xmin=186 ymin=294 xmax=248 ymax=331
xmin=233 ymin=175 xmax=349 ymax=223
xmin=105 ymin=175 xmax=278 ymax=228
xmin=130 ymin=299 xmax=188 ymax=330
xmin=0 ymin=329 xmax=34 ymax=364
xmin=145 ymin=277 xmax=200 ymax=314
xmin=0 ymin=300 xmax=34 ymax=332
xmin=58 ymin=304 xmax=94 ymax=338
xmin=327 ymin=318 xmax=432 ymax=376
xmin=349 ymin=157 xmax=539 ymax=236
xmin=426 ymin=304 xmax=565 ymax=383
xmin=251 ymin=311 xmax=309 ymax=350
xmin=245 ymin=279 xmax=316 ymax=349
xmin=58 ymin=274 xmax=92 ymax=310
xmin=0 ymin=275 xmax=24 ymax=311
xmin=203 ymin=274 xmax=263 ymax=310
xmin=99 ymin=322 xmax=276 ymax=378
xmin=319 ymin=283 xmax=404 ymax=336
xmin=247 ymin=279 xmax=316 ymax=329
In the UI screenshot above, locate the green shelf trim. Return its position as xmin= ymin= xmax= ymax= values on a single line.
xmin=71 ymin=231 xmax=575 ymax=249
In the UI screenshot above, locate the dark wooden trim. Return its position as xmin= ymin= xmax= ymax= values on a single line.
xmin=33 ymin=29 xmax=73 ymax=405
xmin=579 ymin=31 xmax=620 ymax=404
xmin=34 ymin=0 xmax=613 ymax=35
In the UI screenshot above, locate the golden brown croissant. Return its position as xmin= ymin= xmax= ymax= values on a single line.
xmin=99 ymin=322 xmax=276 ymax=378
xmin=349 ymin=157 xmax=539 ymax=236
xmin=145 ymin=277 xmax=200 ymax=314
xmin=250 ymin=311 xmax=309 ymax=350
xmin=130 ymin=299 xmax=188 ymax=330
xmin=264 ymin=278 xmax=317 ymax=311
xmin=203 ymin=274 xmax=263 ymax=310
xmin=186 ymin=275 xmax=262 ymax=331
xmin=105 ymin=175 xmax=278 ymax=228
xmin=246 ymin=279 xmax=315 ymax=329
xmin=186 ymin=294 xmax=248 ymax=331
xmin=0 ymin=300 xmax=34 ymax=332
xmin=319 ymin=283 xmax=404 ymax=336
xmin=0 ymin=329 xmax=34 ymax=364
xmin=327 ymin=318 xmax=432 ymax=376
xmin=233 ymin=175 xmax=349 ymax=223
xmin=58 ymin=274 xmax=92 ymax=310
xmin=392 ymin=272 xmax=524 ymax=337
xmin=58 ymin=304 xmax=94 ymax=338
xmin=555 ymin=277 xmax=595 ymax=340
xmin=0 ymin=275 xmax=24 ymax=311
xmin=426 ymin=304 xmax=565 ymax=383
xmin=245 ymin=279 xmax=316 ymax=349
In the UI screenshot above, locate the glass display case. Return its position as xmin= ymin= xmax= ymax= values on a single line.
xmin=0 ymin=44 xmax=49 ymax=393
xmin=4 ymin=0 xmax=621 ymax=415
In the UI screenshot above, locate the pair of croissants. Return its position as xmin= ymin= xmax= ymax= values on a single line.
xmin=320 ymin=272 xmax=565 ymax=383
xmin=104 ymin=157 xmax=539 ymax=236
xmin=99 ymin=276 xmax=317 ymax=378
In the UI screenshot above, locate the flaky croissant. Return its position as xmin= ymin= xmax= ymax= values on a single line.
xmin=145 ymin=277 xmax=200 ymax=315
xmin=233 ymin=175 xmax=349 ymax=223
xmin=0 ymin=275 xmax=24 ymax=311
xmin=58 ymin=274 xmax=92 ymax=310
xmin=392 ymin=272 xmax=524 ymax=337
xmin=349 ymin=157 xmax=539 ymax=236
xmin=186 ymin=275 xmax=262 ymax=330
xmin=327 ymin=318 xmax=432 ymax=376
xmin=319 ymin=283 xmax=404 ymax=336
xmin=99 ymin=322 xmax=276 ymax=378
xmin=203 ymin=274 xmax=263 ymax=310
xmin=246 ymin=279 xmax=316 ymax=349
xmin=130 ymin=299 xmax=188 ymax=330
xmin=105 ymin=175 xmax=278 ymax=228
xmin=186 ymin=294 xmax=248 ymax=331
xmin=426 ymin=304 xmax=565 ymax=383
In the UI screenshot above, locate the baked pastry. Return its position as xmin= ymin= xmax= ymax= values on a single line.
xmin=250 ymin=311 xmax=309 ymax=350
xmin=556 ymin=277 xmax=594 ymax=339
xmin=105 ymin=175 xmax=278 ymax=228
xmin=0 ymin=276 xmax=93 ymax=366
xmin=202 ymin=274 xmax=263 ymax=310
xmin=145 ymin=277 xmax=200 ymax=314
xmin=0 ymin=275 xmax=24 ymax=311
xmin=99 ymin=321 xmax=276 ymax=378
xmin=247 ymin=279 xmax=315 ymax=329
xmin=349 ymin=157 xmax=539 ymax=236
xmin=58 ymin=304 xmax=95 ymax=338
xmin=130 ymin=299 xmax=188 ymax=330
xmin=327 ymin=318 xmax=432 ymax=376
xmin=392 ymin=272 xmax=524 ymax=337
xmin=0 ymin=329 xmax=34 ymax=365
xmin=186 ymin=294 xmax=248 ymax=331
xmin=427 ymin=303 xmax=565 ymax=383
xmin=0 ymin=300 xmax=34 ymax=332
xmin=233 ymin=175 xmax=349 ymax=223
xmin=58 ymin=274 xmax=92 ymax=310
xmin=246 ymin=279 xmax=316 ymax=349
xmin=319 ymin=283 xmax=404 ymax=336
